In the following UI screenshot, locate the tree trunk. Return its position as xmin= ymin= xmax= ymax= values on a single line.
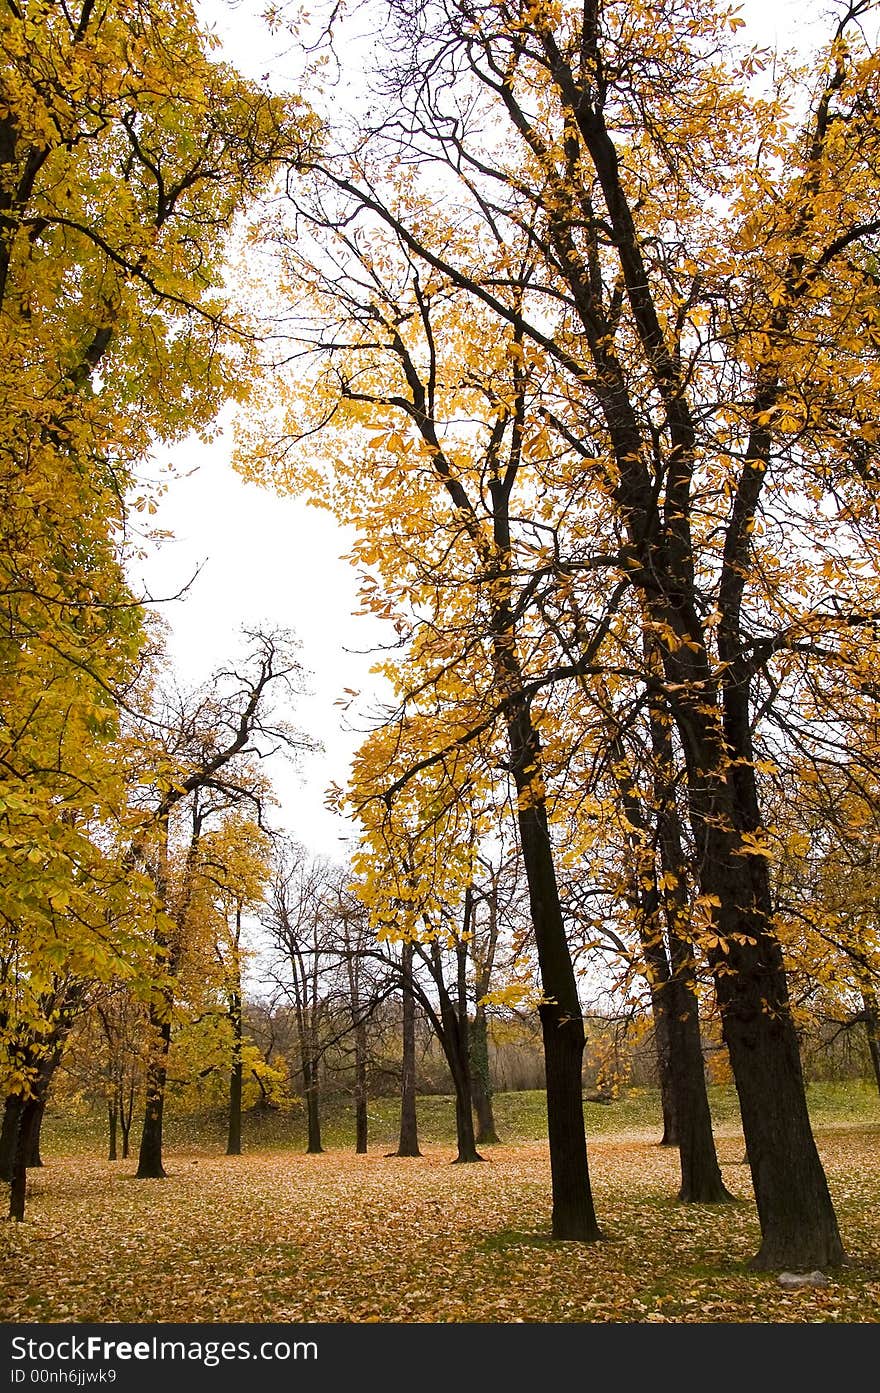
xmin=0 ymin=1095 xmax=22 ymax=1183
xmin=108 ymin=1100 xmax=118 ymax=1162
xmin=226 ymin=987 xmax=243 ymax=1156
xmin=354 ymin=1016 xmax=368 ymax=1154
xmin=9 ymin=1097 xmax=41 ymax=1221
xmin=702 ymin=821 xmax=843 ymax=1268
xmin=616 ymin=703 xmax=729 ymax=1199
xmin=665 ymin=955 xmax=731 ymax=1203
xmin=431 ymin=942 xmax=482 ymax=1164
xmin=449 ymin=931 xmax=482 ymax=1163
xmin=654 ymin=1001 xmax=679 ymax=1146
xmin=862 ymin=988 xmax=880 ymax=1097
xmin=509 ymin=705 xmax=601 ymax=1241
xmin=395 ymin=942 xmax=421 ymax=1157
xmin=25 ymin=1098 xmax=44 ymax=1167
xmin=304 ymin=1057 xmax=323 ymax=1154
xmin=470 ymin=1008 xmax=500 ymax=1144
xmin=451 ymin=1057 xmax=482 ymax=1163
xmin=120 ymin=1080 xmax=134 ymax=1160
xmin=639 ymin=922 xmax=730 ymax=1202
xmin=136 ymin=1005 xmax=171 ymax=1179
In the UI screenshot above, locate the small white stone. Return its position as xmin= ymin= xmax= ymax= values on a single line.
xmin=777 ymin=1270 xmax=829 ymax=1288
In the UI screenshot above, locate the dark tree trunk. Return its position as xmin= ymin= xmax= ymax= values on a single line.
xmin=700 ymin=816 xmax=843 ymax=1268
xmin=640 ymin=914 xmax=730 ymax=1203
xmin=431 ymin=940 xmax=482 ymax=1164
xmin=470 ymin=1008 xmax=500 ymax=1144
xmin=613 ymin=703 xmax=730 ymax=1201
xmin=654 ymin=1000 xmax=679 ymax=1146
xmin=108 ymin=1101 xmax=118 ymax=1162
xmin=0 ymin=1095 xmax=22 ymax=1183
xmin=862 ymin=989 xmax=880 ymax=1097
xmin=451 ymin=1059 xmax=482 ymax=1163
xmin=395 ymin=942 xmax=421 ymax=1157
xmin=354 ymin=1016 xmax=368 ymax=1154
xmin=226 ymin=987 xmax=243 ymax=1156
xmin=9 ymin=1097 xmax=41 ymax=1221
xmin=665 ymin=958 xmax=731 ymax=1203
xmin=451 ymin=931 xmax=482 ymax=1163
xmin=120 ymin=1081 xmax=134 ymax=1160
xmin=510 ymin=705 xmax=601 ymax=1241
xmin=6 ymin=1013 xmax=73 ymax=1216
xmin=304 ymin=1057 xmax=323 ymax=1154
xmin=25 ymin=1098 xmax=44 ymax=1167
xmin=136 ymin=1005 xmax=171 ymax=1179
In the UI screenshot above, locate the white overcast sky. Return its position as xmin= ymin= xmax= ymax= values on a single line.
xmin=129 ymin=0 xmax=841 ymax=858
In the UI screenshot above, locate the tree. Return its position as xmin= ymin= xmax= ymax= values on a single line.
xmin=262 ymin=841 xmax=336 ymax=1155
xmin=197 ymin=813 xmax=272 ymax=1156
xmin=132 ymin=629 xmax=310 ymax=1178
xmin=1 ymin=0 xmax=312 ymax=1213
xmin=242 ymin=0 xmax=880 ymax=1266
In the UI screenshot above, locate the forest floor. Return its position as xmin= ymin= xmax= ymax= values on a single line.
xmin=2 ymin=1084 xmax=879 ymax=1323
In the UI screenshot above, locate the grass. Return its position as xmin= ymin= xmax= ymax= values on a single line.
xmin=2 ymin=1081 xmax=875 ymax=1324
xmin=72 ymin=1076 xmax=878 ymax=1151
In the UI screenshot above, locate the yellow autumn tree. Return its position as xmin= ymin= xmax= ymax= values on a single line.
xmin=0 ymin=0 xmax=315 ymax=1214
xmin=238 ymin=0 xmax=880 ymax=1267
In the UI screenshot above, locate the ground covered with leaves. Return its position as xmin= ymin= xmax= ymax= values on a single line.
xmin=3 ymin=1088 xmax=879 ymax=1323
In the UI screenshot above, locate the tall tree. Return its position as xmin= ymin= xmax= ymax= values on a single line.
xmin=244 ymin=0 xmax=880 ymax=1266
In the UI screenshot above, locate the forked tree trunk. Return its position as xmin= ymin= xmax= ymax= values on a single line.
xmin=641 ymin=928 xmax=731 ymax=1203
xmin=613 ymin=717 xmax=729 ymax=1200
xmin=429 ymin=942 xmax=482 ymax=1164
xmin=665 ymin=963 xmax=731 ymax=1203
xmin=395 ymin=942 xmax=421 ymax=1157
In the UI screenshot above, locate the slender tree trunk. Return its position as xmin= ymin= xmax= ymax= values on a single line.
xmin=470 ymin=1008 xmax=500 ymax=1144
xmin=304 ymin=1056 xmax=323 ymax=1154
xmin=450 ymin=931 xmax=482 ymax=1163
xmin=108 ymin=1100 xmax=118 ymax=1162
xmin=226 ymin=986 xmax=243 ymax=1156
xmin=395 ymin=942 xmax=421 ymax=1157
xmin=136 ymin=1004 xmax=171 ymax=1179
xmin=653 ymin=999 xmax=679 ymax=1146
xmin=509 ymin=705 xmax=601 ymax=1240
xmin=861 ymin=988 xmax=880 ymax=1097
xmin=121 ymin=1080 xmax=134 ymax=1160
xmin=354 ymin=1015 xmax=368 ymax=1154
xmin=613 ymin=708 xmax=729 ymax=1199
xmin=0 ymin=1095 xmax=22 ymax=1183
xmin=430 ymin=940 xmax=482 ymax=1164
